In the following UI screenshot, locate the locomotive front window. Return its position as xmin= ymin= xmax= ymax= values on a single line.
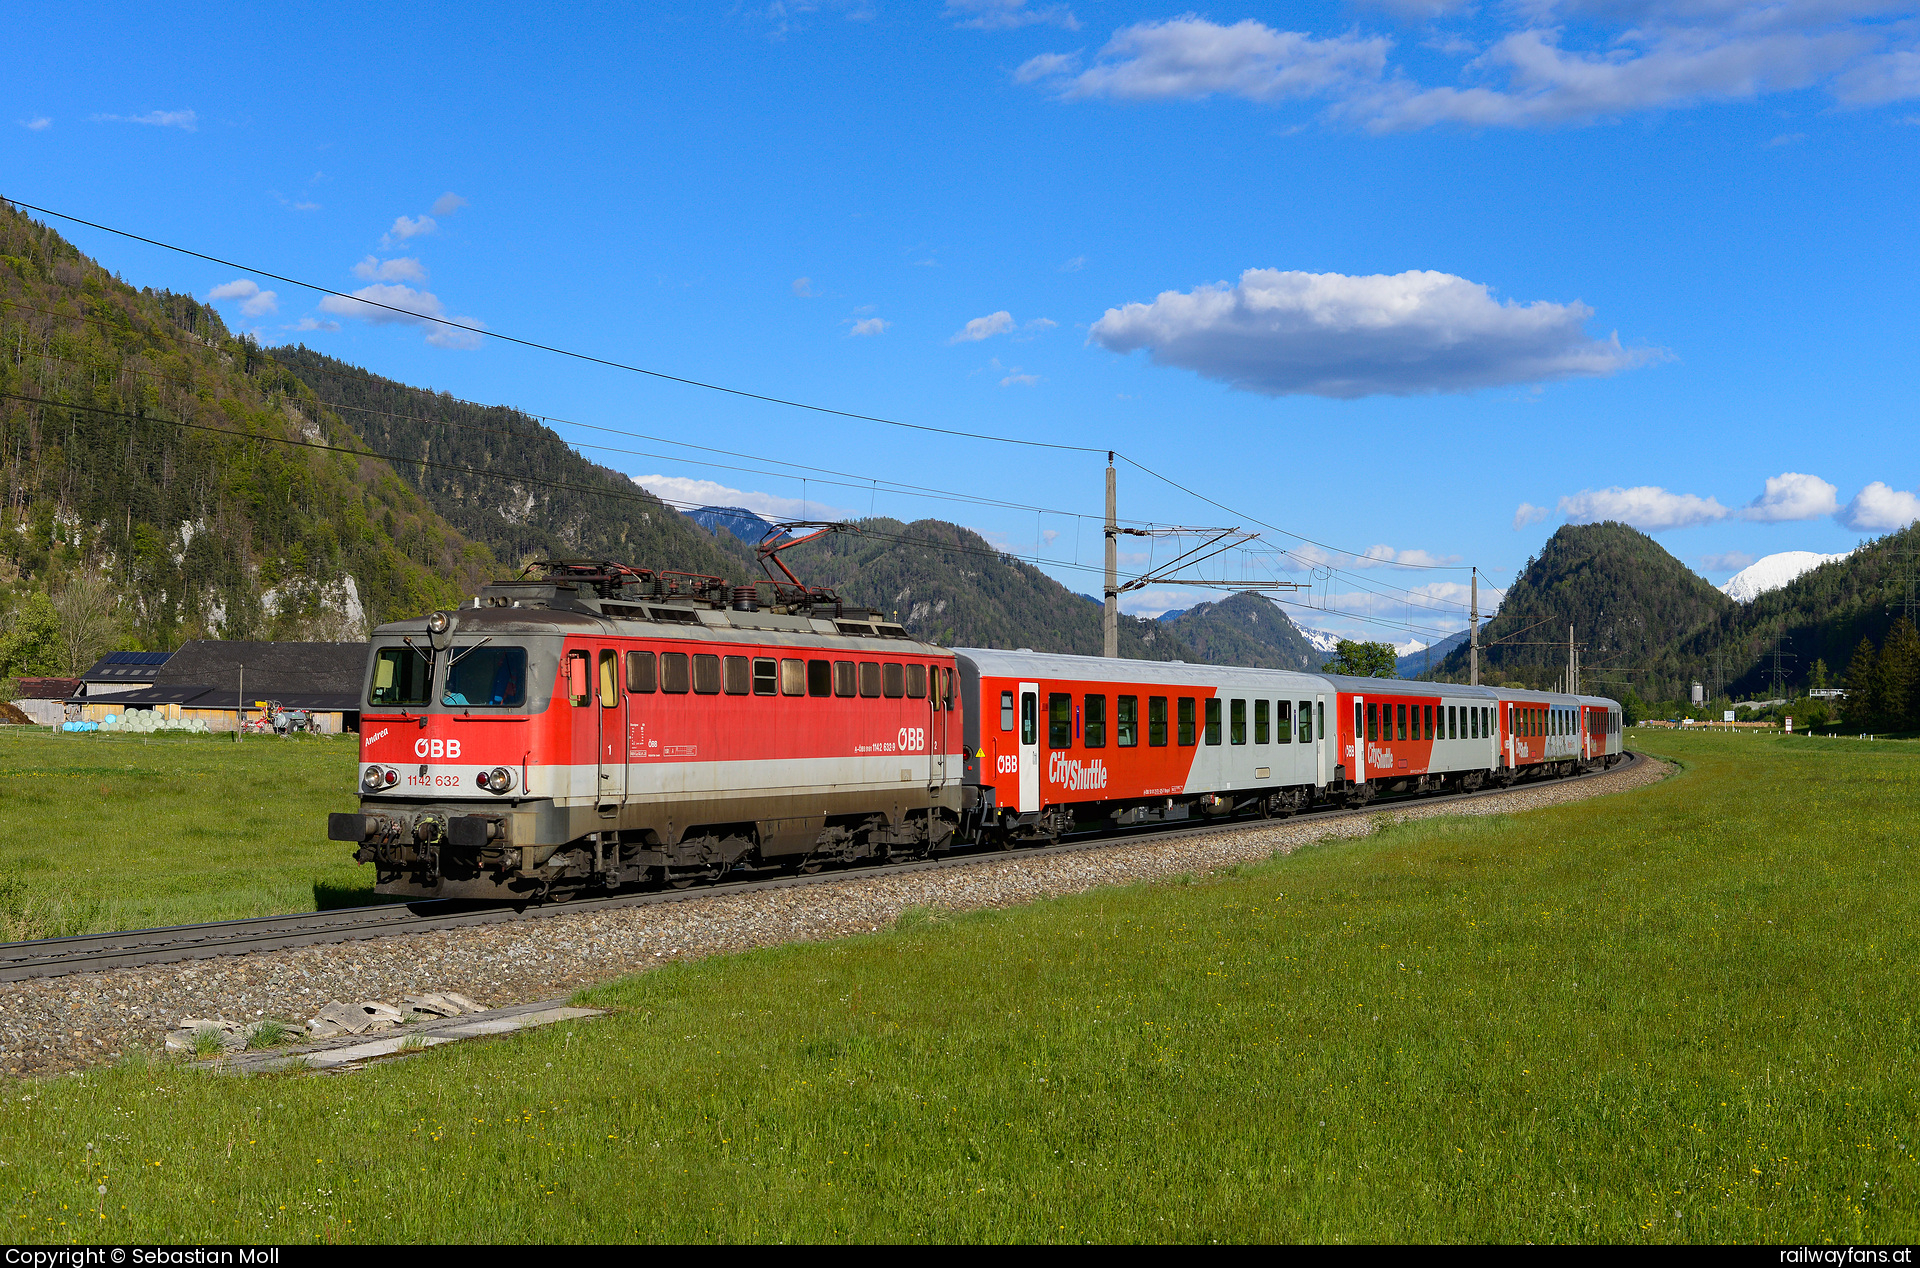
xmin=1117 ymin=695 xmax=1137 ymax=747
xmin=808 ymin=659 xmax=832 ymax=697
xmin=906 ymin=664 xmax=927 ymax=699
xmin=370 ymin=647 xmax=433 ymax=707
xmin=1048 ymin=693 xmax=1072 ymax=749
xmin=443 ymin=647 xmax=528 ymax=707
xmin=883 ymin=663 xmax=905 ymax=698
xmin=627 ymin=650 xmax=657 ymax=693
xmin=660 ymin=652 xmax=690 ymax=694
xmin=1084 ymin=694 xmax=1106 ymax=748
xmin=1177 ymin=697 xmax=1195 ymax=747
xmin=1148 ymin=696 xmax=1167 ymax=747
xmin=1001 ymin=690 xmax=1015 ymax=732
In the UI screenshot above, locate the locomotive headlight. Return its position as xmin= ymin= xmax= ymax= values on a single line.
xmin=426 ymin=611 xmax=450 ymax=635
xmin=362 ymin=766 xmax=384 ymax=792
xmin=485 ymin=766 xmax=515 ymax=793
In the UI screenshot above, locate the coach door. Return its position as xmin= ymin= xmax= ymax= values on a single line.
xmin=1351 ymin=695 xmax=1365 ymax=785
xmin=597 ymin=648 xmax=626 ymax=814
xmin=1018 ymin=682 xmax=1040 ymax=811
xmin=1315 ymin=693 xmax=1328 ymax=787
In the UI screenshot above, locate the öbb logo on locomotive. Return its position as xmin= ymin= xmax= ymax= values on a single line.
xmin=330 ymin=558 xmax=1623 ymax=902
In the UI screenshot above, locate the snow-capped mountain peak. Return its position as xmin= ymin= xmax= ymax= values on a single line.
xmin=1718 ymin=550 xmax=1851 ymax=604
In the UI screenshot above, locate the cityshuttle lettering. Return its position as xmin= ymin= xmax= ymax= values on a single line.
xmin=1048 ymin=753 xmax=1108 ymax=791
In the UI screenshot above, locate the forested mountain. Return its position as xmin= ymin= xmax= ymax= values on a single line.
xmin=0 ymin=201 xmax=489 ymax=662
xmin=1156 ymin=591 xmax=1319 ymax=670
xmin=266 ymin=346 xmax=751 ymax=584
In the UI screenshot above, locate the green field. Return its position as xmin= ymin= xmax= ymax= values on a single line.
xmin=0 ymin=727 xmax=370 ymax=940
xmin=6 ymin=731 xmax=1919 ymax=1242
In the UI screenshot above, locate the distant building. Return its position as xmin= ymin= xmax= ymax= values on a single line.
xmin=10 ymin=677 xmax=82 ymax=725
xmin=71 ymin=641 xmax=367 ymax=733
xmin=1690 ymin=681 xmax=1705 ymax=705
xmin=78 ymin=650 xmax=173 ymax=698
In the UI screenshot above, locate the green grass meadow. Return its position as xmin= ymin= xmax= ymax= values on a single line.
xmin=0 ymin=727 xmax=370 ymax=940
xmin=4 ymin=732 xmax=1918 ymax=1242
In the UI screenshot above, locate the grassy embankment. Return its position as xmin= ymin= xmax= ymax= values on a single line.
xmin=0 ymin=727 xmax=368 ymax=940
xmin=4 ymin=731 xmax=1918 ymax=1242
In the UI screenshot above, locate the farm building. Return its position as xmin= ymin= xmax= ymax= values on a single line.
xmin=77 ymin=650 xmax=174 ymax=698
xmin=70 ymin=640 xmax=367 ymax=733
xmin=9 ymin=677 xmax=82 ymax=726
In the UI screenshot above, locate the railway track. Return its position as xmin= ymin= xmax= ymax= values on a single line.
xmin=0 ymin=752 xmax=1642 ymax=982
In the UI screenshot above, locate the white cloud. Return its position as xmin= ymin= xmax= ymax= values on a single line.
xmin=632 ymin=475 xmax=852 ymax=522
xmin=430 ymin=192 xmax=468 ymax=216
xmin=1117 ymin=588 xmax=1207 ymax=618
xmin=1000 ymin=370 xmax=1041 ymax=387
xmin=847 ymin=317 xmax=890 ymax=336
xmin=1280 ymin=542 xmax=1459 ymax=570
xmin=1016 ymin=51 xmax=1083 ymax=83
xmin=792 ymin=276 xmax=818 ymax=298
xmin=946 ymin=0 xmax=1078 ymax=31
xmin=950 ymin=310 xmax=1016 ymax=343
xmin=1839 ymin=482 xmax=1920 ymax=531
xmin=1514 ymin=502 xmax=1551 ymax=530
xmin=1701 ymin=550 xmax=1757 ymax=572
xmin=1833 ymin=47 xmax=1920 ymax=105
xmin=1018 ymin=317 xmax=1058 ymax=338
xmin=91 ymin=109 xmax=197 ymax=130
xmin=20 ymin=116 xmax=50 ymax=131
xmin=316 ymin=283 xmax=485 ymax=349
xmin=1027 ymin=17 xmax=1389 ymax=103
xmin=1060 ymin=255 xmax=1087 ymax=272
xmin=1090 ymin=267 xmax=1658 ymax=398
xmin=1557 ymin=485 xmax=1729 ymax=531
xmin=351 ymin=256 xmax=428 ymax=283
xmin=206 ymin=279 xmax=278 ymax=318
xmin=291 ymin=316 xmax=341 ymax=333
xmin=1741 ymin=471 xmax=1838 ymax=522
xmin=381 ymin=214 xmax=437 ymax=246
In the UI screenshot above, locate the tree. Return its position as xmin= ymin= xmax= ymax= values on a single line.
xmin=1809 ymin=658 xmax=1830 ymax=691
xmin=1882 ymin=617 xmax=1920 ymax=731
xmin=0 ymin=593 xmax=63 ymax=679
xmin=1322 ymin=639 xmax=1398 ymax=678
xmin=1841 ymin=635 xmax=1883 ymax=730
xmin=51 ymin=573 xmax=120 ymax=677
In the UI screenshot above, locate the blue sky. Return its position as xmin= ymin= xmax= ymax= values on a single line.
xmin=7 ymin=1 xmax=1918 ymax=646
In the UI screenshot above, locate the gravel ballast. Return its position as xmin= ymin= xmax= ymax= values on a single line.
xmin=0 ymin=757 xmax=1667 ymax=1079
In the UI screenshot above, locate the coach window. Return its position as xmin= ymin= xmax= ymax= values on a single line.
xmin=1254 ymin=699 xmax=1270 ymax=744
xmin=564 ymin=650 xmax=591 ymax=706
xmin=1304 ymin=700 xmax=1316 ymax=744
xmin=1395 ymin=703 xmax=1407 ymax=741
xmin=1149 ymin=696 xmax=1168 ymax=747
xmin=835 ymin=661 xmax=857 ymax=698
xmin=1117 ymin=695 xmax=1138 ymax=747
xmin=599 ymin=650 xmax=620 ymax=708
xmin=723 ymin=655 xmax=750 ymax=696
xmin=781 ymin=659 xmax=806 ymax=696
xmin=660 ymin=651 xmax=690 ymax=695
xmin=1001 ymin=690 xmax=1015 ymax=732
xmin=1446 ymin=705 xmax=1455 ymax=740
xmin=1177 ymin=697 xmax=1195 ymax=746
xmin=1084 ymin=694 xmax=1107 ymax=748
xmin=883 ymin=663 xmax=905 ymax=698
xmin=1366 ymin=703 xmax=1378 ymax=742
xmin=627 ymin=650 xmax=657 ymax=694
xmin=1049 ymin=693 xmax=1073 ymax=748
xmin=752 ymin=658 xmax=778 ymax=696
xmin=1229 ymin=699 xmax=1246 ymax=745
xmin=906 ymin=664 xmax=927 ymax=699
xmin=807 ymin=659 xmax=832 ymax=697
xmin=1204 ymin=699 xmax=1222 ymax=746
xmin=1467 ymin=706 xmax=1477 ymax=739
xmin=693 ymin=654 xmax=722 ymax=695
xmin=1268 ymin=699 xmax=1286 ymax=744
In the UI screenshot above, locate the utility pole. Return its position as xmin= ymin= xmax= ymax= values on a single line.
xmin=1469 ymin=567 xmax=1480 ymax=687
xmin=1102 ymin=453 xmax=1118 ymax=658
xmin=236 ymin=664 xmax=244 ymax=744
xmin=1568 ymin=624 xmax=1575 ymax=695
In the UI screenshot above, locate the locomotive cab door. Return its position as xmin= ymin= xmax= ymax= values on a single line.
xmin=596 ymin=648 xmax=626 ymax=814
xmin=1018 ymin=682 xmax=1039 ymax=811
xmin=929 ymin=666 xmax=949 ymax=793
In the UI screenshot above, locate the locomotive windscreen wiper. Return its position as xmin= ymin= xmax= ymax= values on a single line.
xmin=445 ymin=637 xmax=492 ymax=671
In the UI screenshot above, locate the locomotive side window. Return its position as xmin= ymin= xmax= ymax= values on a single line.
xmin=1229 ymin=699 xmax=1245 ymax=745
xmin=883 ymin=663 xmax=905 ymax=698
xmin=441 ymin=646 xmax=526 ymax=707
xmin=1117 ymin=696 xmax=1137 ymax=747
xmin=1048 ymin=693 xmax=1072 ymax=748
xmin=371 ymin=647 xmax=434 ymax=707
xmin=938 ymin=667 xmax=955 ymax=710
xmin=782 ymin=659 xmax=806 ymax=696
xmin=1148 ymin=697 xmax=1167 ymax=746
xmin=808 ymin=659 xmax=832 ymax=697
xmin=1001 ymin=691 xmax=1015 ymax=731
xmin=1084 ymin=694 xmax=1107 ymax=748
xmin=661 ymin=652 xmax=691 ymax=694
xmin=906 ymin=664 xmax=927 ymax=699
xmin=859 ymin=662 xmax=882 ymax=698
xmin=627 ymin=650 xmax=657 ymax=694
xmin=723 ymin=655 xmax=750 ymax=695
xmin=599 ymin=650 xmax=620 ymax=708
xmin=1273 ymin=699 xmax=1290 ymax=743
xmin=834 ymin=661 xmax=857 ymax=698
xmin=692 ymin=654 xmax=721 ymax=695
xmin=1176 ymin=697 xmax=1195 ymax=746
xmin=1254 ymin=699 xmax=1269 ymax=744
xmin=1021 ymin=692 xmax=1037 ymax=746
xmin=564 ymin=650 xmax=591 ymax=705
xmin=753 ymin=658 xmax=777 ymax=696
